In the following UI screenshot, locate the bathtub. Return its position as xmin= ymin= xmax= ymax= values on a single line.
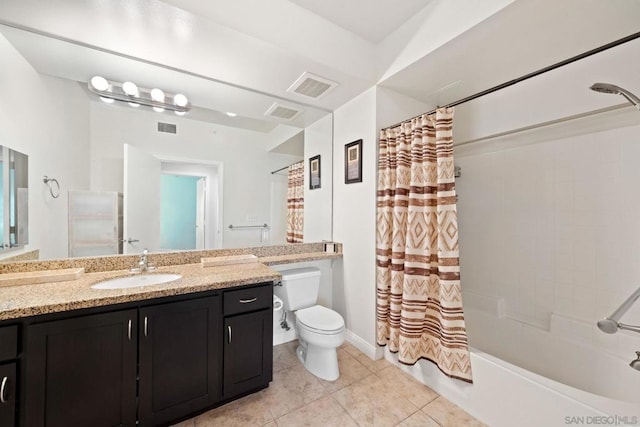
xmin=384 ymin=306 xmax=640 ymax=427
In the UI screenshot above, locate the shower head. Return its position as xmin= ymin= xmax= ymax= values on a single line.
xmin=630 ymin=352 xmax=640 ymax=371
xmin=590 ymin=83 xmax=640 ymax=110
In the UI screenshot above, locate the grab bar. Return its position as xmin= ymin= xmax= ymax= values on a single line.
xmin=597 ymin=286 xmax=640 ymax=334
xmin=228 ymin=224 xmax=268 ymax=230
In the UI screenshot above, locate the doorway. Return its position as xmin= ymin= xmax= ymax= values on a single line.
xmin=160 ymin=174 xmax=206 ymax=250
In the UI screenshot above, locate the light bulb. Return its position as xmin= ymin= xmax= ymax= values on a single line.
xmin=150 ymin=88 xmax=165 ymax=103
xmin=99 ymin=96 xmax=114 ymax=104
xmin=122 ymin=81 xmax=139 ymax=96
xmin=175 ymin=111 xmax=186 ymax=116
xmin=153 ymin=107 xmax=165 ymax=113
xmin=90 ymin=75 xmax=109 ymax=91
xmin=128 ymin=102 xmax=140 ymax=107
xmin=173 ymin=93 xmax=188 ymax=107
xmin=226 ymin=112 xmax=237 ymax=117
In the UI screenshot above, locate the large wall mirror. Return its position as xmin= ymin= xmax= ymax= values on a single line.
xmin=0 ymin=24 xmax=333 ymax=261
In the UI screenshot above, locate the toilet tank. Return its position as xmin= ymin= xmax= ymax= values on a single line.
xmin=274 ymin=267 xmax=321 ymax=311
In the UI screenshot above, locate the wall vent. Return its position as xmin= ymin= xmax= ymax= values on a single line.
xmin=264 ymin=103 xmax=302 ymax=121
xmin=287 ymin=72 xmax=338 ymax=99
xmin=157 ymin=122 xmax=177 ymax=134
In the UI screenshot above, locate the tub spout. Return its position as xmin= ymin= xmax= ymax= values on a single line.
xmin=630 ymin=352 xmax=640 ymax=371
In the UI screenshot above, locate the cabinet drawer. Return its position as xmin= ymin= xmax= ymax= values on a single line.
xmin=0 ymin=326 xmax=18 ymax=362
xmin=224 ymin=283 xmax=273 ymax=316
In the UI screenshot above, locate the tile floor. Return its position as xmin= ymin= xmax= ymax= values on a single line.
xmin=173 ymin=341 xmax=487 ymax=427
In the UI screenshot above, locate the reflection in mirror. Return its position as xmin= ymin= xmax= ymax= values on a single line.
xmin=0 ymin=147 xmax=29 ymax=251
xmin=0 ymin=24 xmax=333 ymax=261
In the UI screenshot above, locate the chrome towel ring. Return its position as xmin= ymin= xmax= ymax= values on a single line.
xmin=43 ymin=176 xmax=60 ymax=198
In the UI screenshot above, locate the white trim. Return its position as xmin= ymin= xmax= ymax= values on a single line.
xmin=345 ymin=329 xmax=384 ymax=360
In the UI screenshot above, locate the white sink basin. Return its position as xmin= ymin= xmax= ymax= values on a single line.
xmin=91 ymin=273 xmax=182 ymax=289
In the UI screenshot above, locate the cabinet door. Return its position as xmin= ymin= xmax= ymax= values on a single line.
xmin=25 ymin=310 xmax=138 ymax=427
xmin=223 ymin=309 xmax=273 ymax=399
xmin=138 ymin=296 xmax=221 ymax=426
xmin=0 ymin=363 xmax=16 ymax=427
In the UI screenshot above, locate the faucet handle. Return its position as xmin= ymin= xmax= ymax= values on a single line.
xmin=142 ymin=248 xmax=149 ymax=255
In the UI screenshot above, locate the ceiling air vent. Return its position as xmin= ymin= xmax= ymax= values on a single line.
xmin=157 ymin=122 xmax=177 ymax=134
xmin=265 ymin=103 xmax=302 ymax=121
xmin=287 ymin=72 xmax=338 ymax=99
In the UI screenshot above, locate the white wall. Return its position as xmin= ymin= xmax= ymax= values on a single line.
xmin=303 ymin=114 xmax=333 ymax=242
xmin=0 ymin=34 xmax=90 ymax=260
xmin=456 ymin=121 xmax=640 ymax=353
xmin=89 ymin=103 xmax=302 ymax=248
xmin=332 ymin=86 xmax=430 ymax=355
xmin=332 ymin=88 xmax=377 ymax=349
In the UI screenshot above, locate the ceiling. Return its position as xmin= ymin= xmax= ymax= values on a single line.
xmin=0 ymin=0 xmax=639 ymax=129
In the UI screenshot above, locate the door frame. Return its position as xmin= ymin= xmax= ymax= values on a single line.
xmin=156 ymin=155 xmax=224 ymax=249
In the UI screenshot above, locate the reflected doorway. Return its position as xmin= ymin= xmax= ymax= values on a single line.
xmin=160 ymin=174 xmax=206 ymax=250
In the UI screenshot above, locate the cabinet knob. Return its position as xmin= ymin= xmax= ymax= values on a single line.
xmin=144 ymin=316 xmax=148 ymax=337
xmin=127 ymin=319 xmax=132 ymax=341
xmin=239 ymin=297 xmax=257 ymax=304
xmin=0 ymin=376 xmax=8 ymax=403
xmin=228 ymin=325 xmax=232 ymax=344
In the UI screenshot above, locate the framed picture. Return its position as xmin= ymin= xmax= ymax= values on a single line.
xmin=345 ymin=139 xmax=362 ymax=184
xmin=309 ymin=155 xmax=321 ymax=189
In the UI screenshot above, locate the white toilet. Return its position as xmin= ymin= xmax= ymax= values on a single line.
xmin=275 ymin=267 xmax=345 ymax=381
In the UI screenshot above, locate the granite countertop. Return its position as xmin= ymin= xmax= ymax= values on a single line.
xmin=260 ymin=251 xmax=342 ymax=265
xmin=0 ymin=262 xmax=280 ymax=321
xmin=0 ymin=251 xmax=342 ymax=321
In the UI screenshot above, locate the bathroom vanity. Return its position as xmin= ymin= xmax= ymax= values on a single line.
xmin=0 ymin=243 xmax=341 ymax=426
xmin=0 ymin=262 xmax=278 ymax=427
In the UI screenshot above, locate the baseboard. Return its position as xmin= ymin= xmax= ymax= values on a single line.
xmin=273 ymin=328 xmax=297 ymax=346
xmin=345 ymin=329 xmax=384 ymax=360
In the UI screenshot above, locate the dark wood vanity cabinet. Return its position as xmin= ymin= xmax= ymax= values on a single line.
xmin=138 ymin=296 xmax=220 ymax=427
xmin=223 ymin=283 xmax=273 ymax=399
xmin=14 ymin=281 xmax=273 ymax=427
xmin=24 ymin=309 xmax=138 ymax=427
xmin=0 ymin=325 xmax=18 ymax=427
xmin=0 ymin=363 xmax=17 ymax=427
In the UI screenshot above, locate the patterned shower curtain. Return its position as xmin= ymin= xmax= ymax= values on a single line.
xmin=286 ymin=161 xmax=304 ymax=243
xmin=375 ymin=108 xmax=472 ymax=382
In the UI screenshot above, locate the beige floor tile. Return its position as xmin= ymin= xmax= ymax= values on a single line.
xmin=396 ymin=410 xmax=440 ymax=427
xmin=318 ymin=349 xmax=372 ymax=393
xmin=276 ymin=395 xmax=359 ymax=427
xmin=170 ymin=420 xmax=195 ymax=427
xmin=422 ymin=396 xmax=487 ymax=427
xmin=332 ymin=374 xmax=419 ymax=426
xmin=376 ymin=364 xmax=439 ymax=408
xmin=194 ymin=390 xmax=273 ymax=427
xmin=262 ymin=363 xmax=329 ymax=419
xmin=262 ymin=423 xmax=277 ymax=427
xmin=341 ymin=342 xmax=391 ymax=373
xmin=273 ymin=342 xmax=300 ymax=372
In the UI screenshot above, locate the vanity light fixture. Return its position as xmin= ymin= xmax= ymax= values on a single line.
xmin=88 ymin=76 xmax=190 ymax=115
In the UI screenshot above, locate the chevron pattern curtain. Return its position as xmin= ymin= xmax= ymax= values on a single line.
xmin=286 ymin=161 xmax=304 ymax=243
xmin=376 ymin=108 xmax=472 ymax=383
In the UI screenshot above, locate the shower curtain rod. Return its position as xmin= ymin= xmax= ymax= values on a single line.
xmin=382 ymin=30 xmax=640 ymax=131
xmin=270 ymin=160 xmax=302 ymax=175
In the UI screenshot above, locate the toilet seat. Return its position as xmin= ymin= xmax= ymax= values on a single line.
xmin=296 ymin=305 xmax=344 ymax=335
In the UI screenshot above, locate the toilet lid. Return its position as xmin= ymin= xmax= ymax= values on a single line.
xmin=296 ymin=305 xmax=344 ymax=332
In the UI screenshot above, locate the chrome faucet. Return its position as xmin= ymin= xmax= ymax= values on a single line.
xmin=131 ymin=248 xmax=156 ymax=273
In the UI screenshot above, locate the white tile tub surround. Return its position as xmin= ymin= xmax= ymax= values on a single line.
xmin=455 ymin=122 xmax=640 ymax=404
